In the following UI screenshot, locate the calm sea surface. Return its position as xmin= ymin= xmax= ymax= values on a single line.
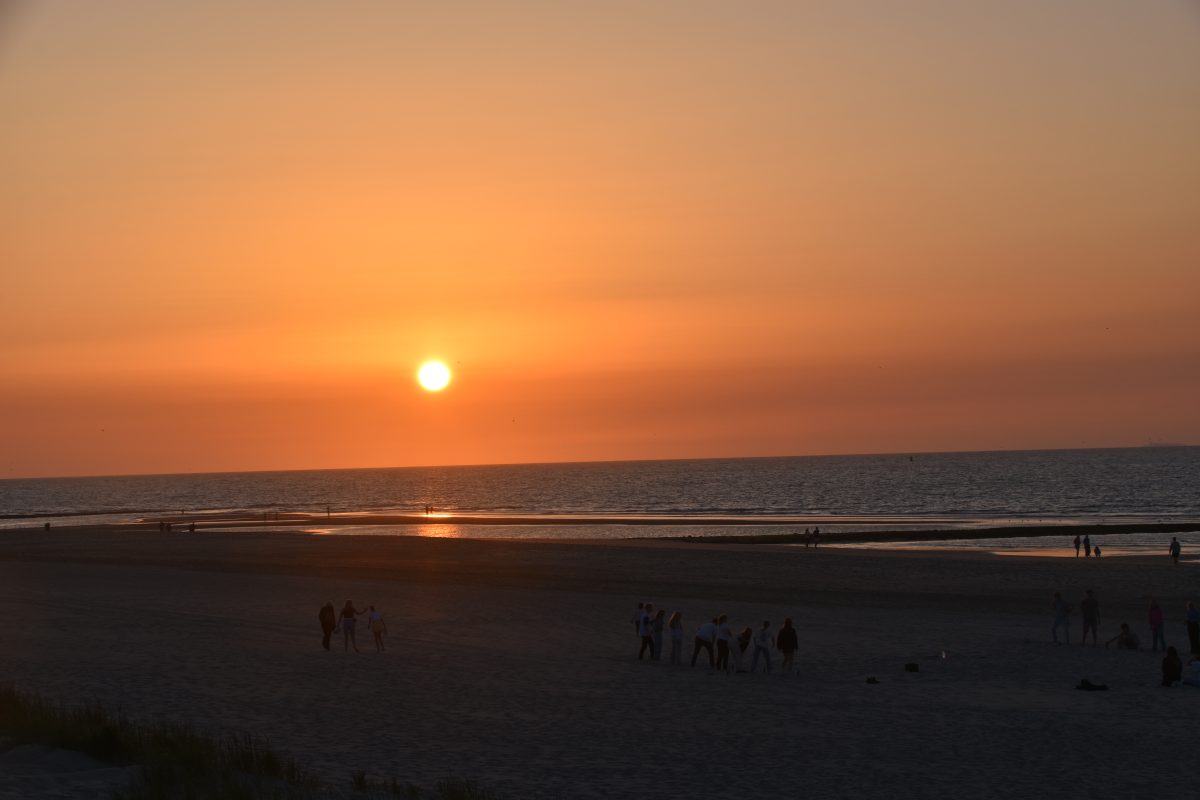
xmin=1 ymin=449 xmax=1198 ymax=533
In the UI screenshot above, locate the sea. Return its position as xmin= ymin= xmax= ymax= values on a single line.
xmin=2 ymin=448 xmax=1198 ymax=543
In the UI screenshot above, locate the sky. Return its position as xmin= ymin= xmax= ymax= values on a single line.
xmin=1 ymin=0 xmax=1198 ymax=478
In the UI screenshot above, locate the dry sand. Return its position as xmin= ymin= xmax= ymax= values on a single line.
xmin=1 ymin=529 xmax=1197 ymax=798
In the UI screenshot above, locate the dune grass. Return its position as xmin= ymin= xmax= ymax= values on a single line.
xmin=0 ymin=685 xmax=497 ymax=799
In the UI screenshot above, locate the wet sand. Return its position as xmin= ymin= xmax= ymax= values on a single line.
xmin=1 ymin=528 xmax=1198 ymax=798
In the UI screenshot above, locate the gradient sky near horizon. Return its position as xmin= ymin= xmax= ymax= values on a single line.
xmin=2 ymin=1 xmax=1198 ymax=478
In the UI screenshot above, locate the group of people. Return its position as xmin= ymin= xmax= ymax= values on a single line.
xmin=1070 ymin=534 xmax=1185 ymax=563
xmin=318 ymin=600 xmax=388 ymax=653
xmin=632 ymin=602 xmax=800 ymax=674
xmin=1051 ymin=590 xmax=1200 ymax=687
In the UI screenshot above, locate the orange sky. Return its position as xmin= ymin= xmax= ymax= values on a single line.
xmin=2 ymin=1 xmax=1198 ymax=478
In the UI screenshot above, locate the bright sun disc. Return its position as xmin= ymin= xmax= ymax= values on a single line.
xmin=417 ymin=360 xmax=452 ymax=391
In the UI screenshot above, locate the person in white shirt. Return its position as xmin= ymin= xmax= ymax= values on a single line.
xmin=750 ymin=620 xmax=774 ymax=673
xmin=691 ymin=618 xmax=718 ymax=668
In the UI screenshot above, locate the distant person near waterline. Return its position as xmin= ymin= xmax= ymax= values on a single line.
xmin=1186 ymin=602 xmax=1200 ymax=655
xmin=368 ymin=605 xmax=387 ymax=652
xmin=750 ymin=620 xmax=774 ymax=674
xmin=1052 ymin=592 xmax=1071 ymax=645
xmin=318 ymin=601 xmax=337 ymax=651
xmin=777 ymin=618 xmax=798 ymax=673
xmin=1169 ymin=537 xmax=1181 ymax=565
xmin=1083 ymin=534 xmax=1091 ymax=557
xmin=1073 ymin=535 xmax=1081 ymax=557
xmin=692 ymin=618 xmax=717 ymax=668
xmin=1149 ymin=600 xmax=1166 ymax=652
xmin=812 ymin=527 xmax=821 ymax=548
xmin=1080 ymin=590 xmax=1099 ymax=646
xmin=668 ymin=612 xmax=684 ymax=665
xmin=1093 ymin=545 xmax=1101 ymax=558
xmin=339 ymin=600 xmax=365 ymax=652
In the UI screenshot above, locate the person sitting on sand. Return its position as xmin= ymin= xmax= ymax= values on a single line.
xmin=777 ymin=618 xmax=798 ymax=674
xmin=667 ymin=612 xmax=684 ymax=665
xmin=692 ymin=617 xmax=717 ymax=668
xmin=1052 ymin=592 xmax=1071 ymax=645
xmin=750 ymin=620 xmax=773 ymax=674
xmin=1105 ymin=623 xmax=1140 ymax=651
xmin=318 ymin=601 xmax=337 ymax=651
xmin=1162 ymin=646 xmax=1183 ymax=687
xmin=338 ymin=600 xmax=366 ymax=652
xmin=367 ymin=605 xmax=387 ymax=653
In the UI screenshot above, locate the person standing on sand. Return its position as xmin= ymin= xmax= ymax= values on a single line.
xmin=1052 ymin=592 xmax=1071 ymax=645
xmin=1073 ymin=535 xmax=1081 ymax=557
xmin=1149 ymin=600 xmax=1167 ymax=652
xmin=1083 ymin=534 xmax=1091 ymax=557
xmin=1169 ymin=537 xmax=1182 ymax=565
xmin=638 ymin=603 xmax=655 ymax=660
xmin=1186 ymin=602 xmax=1200 ymax=655
xmin=1093 ymin=545 xmax=1101 ymax=558
xmin=812 ymin=527 xmax=821 ymax=548
xmin=715 ymin=614 xmax=733 ymax=672
xmin=367 ymin=605 xmax=387 ymax=653
xmin=318 ymin=602 xmax=337 ymax=651
xmin=339 ymin=600 xmax=365 ymax=652
xmin=1080 ymin=590 xmax=1099 ymax=646
xmin=777 ymin=618 xmax=798 ymax=674
xmin=750 ymin=620 xmax=774 ymax=674
xmin=631 ymin=602 xmax=644 ymax=635
xmin=692 ymin=617 xmax=717 ymax=668
xmin=651 ymin=609 xmax=665 ymax=661
xmin=668 ymin=612 xmax=684 ymax=665
xmin=804 ymin=528 xmax=811 ymax=548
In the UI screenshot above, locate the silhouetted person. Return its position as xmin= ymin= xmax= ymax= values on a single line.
xmin=1149 ymin=600 xmax=1167 ymax=652
xmin=1093 ymin=545 xmax=1101 ymax=558
xmin=715 ymin=614 xmax=733 ymax=672
xmin=750 ymin=620 xmax=774 ymax=674
xmin=1187 ymin=602 xmax=1200 ymax=656
xmin=667 ymin=612 xmax=684 ymax=665
xmin=339 ymin=600 xmax=365 ymax=652
xmin=1106 ymin=623 xmax=1139 ymax=650
xmin=1169 ymin=537 xmax=1182 ymax=565
xmin=638 ymin=603 xmax=655 ymax=660
xmin=692 ymin=617 xmax=717 ymax=668
xmin=1083 ymin=534 xmax=1091 ymax=557
xmin=189 ymin=522 xmax=195 ymax=533
xmin=44 ymin=522 xmax=50 ymax=531
xmin=812 ymin=527 xmax=821 ymax=548
xmin=1073 ymin=535 xmax=1081 ymax=557
xmin=631 ymin=602 xmax=644 ymax=634
xmin=318 ymin=602 xmax=336 ymax=651
xmin=1081 ymin=590 xmax=1100 ymax=645
xmin=651 ymin=609 xmax=666 ymax=661
xmin=777 ymin=618 xmax=798 ymax=673
xmin=1052 ymin=592 xmax=1071 ymax=645
xmin=367 ymin=605 xmax=387 ymax=652
xmin=804 ymin=528 xmax=811 ymax=548
xmin=1162 ymin=646 xmax=1183 ymax=686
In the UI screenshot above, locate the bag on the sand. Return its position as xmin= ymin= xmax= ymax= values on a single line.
xmin=1075 ymin=679 xmax=1108 ymax=691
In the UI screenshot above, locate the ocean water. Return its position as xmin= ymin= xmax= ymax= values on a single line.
xmin=1 ymin=448 xmax=1197 ymax=531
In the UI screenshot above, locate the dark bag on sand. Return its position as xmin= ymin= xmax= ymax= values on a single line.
xmin=1075 ymin=679 xmax=1108 ymax=691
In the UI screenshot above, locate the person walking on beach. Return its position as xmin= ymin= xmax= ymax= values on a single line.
xmin=318 ymin=601 xmax=337 ymax=651
xmin=1080 ymin=590 xmax=1099 ymax=646
xmin=692 ymin=617 xmax=717 ymax=668
xmin=715 ymin=614 xmax=733 ymax=672
xmin=1052 ymin=592 xmax=1071 ymax=645
xmin=1073 ymin=535 xmax=1081 ymax=557
xmin=777 ymin=618 xmax=798 ymax=674
xmin=338 ymin=600 xmax=365 ymax=652
xmin=1169 ymin=537 xmax=1182 ymax=565
xmin=651 ymin=609 xmax=665 ymax=661
xmin=1186 ymin=602 xmax=1200 ymax=656
xmin=367 ymin=605 xmax=388 ymax=653
xmin=1083 ymin=534 xmax=1091 ymax=557
xmin=750 ymin=620 xmax=774 ymax=674
xmin=1149 ymin=599 xmax=1167 ymax=652
xmin=668 ymin=612 xmax=684 ymax=665
xmin=638 ymin=603 xmax=656 ymax=660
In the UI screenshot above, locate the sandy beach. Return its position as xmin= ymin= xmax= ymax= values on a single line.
xmin=2 ymin=528 xmax=1198 ymax=798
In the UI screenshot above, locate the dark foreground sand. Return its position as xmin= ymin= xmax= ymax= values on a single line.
xmin=1 ymin=529 xmax=1198 ymax=798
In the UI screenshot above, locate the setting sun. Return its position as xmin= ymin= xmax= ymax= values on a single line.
xmin=417 ymin=360 xmax=452 ymax=392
